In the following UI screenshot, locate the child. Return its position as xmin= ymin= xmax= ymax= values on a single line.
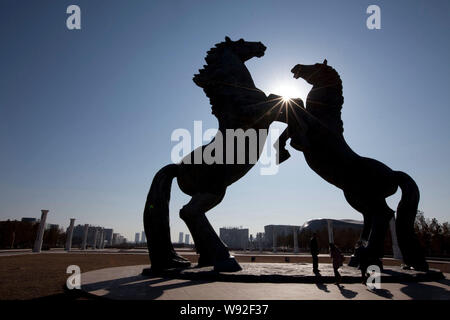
xmin=329 ymin=243 xmax=344 ymax=284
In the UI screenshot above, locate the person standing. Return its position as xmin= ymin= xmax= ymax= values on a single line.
xmin=310 ymin=233 xmax=320 ymax=273
xmin=330 ymin=243 xmax=344 ymax=284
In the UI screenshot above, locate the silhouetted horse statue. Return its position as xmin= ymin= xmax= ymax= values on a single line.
xmin=275 ymin=59 xmax=428 ymax=272
xmin=143 ymin=37 xmax=284 ymax=272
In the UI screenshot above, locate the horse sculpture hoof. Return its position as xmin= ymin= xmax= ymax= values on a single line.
xmin=196 ymin=256 xmax=214 ymax=268
xmin=276 ymin=149 xmax=291 ymax=165
xmin=142 ymin=267 xmax=155 ymax=276
xmin=213 ymin=256 xmax=242 ymax=272
xmin=143 ymin=256 xmax=192 ymax=276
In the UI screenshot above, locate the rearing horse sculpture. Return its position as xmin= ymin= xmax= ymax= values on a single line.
xmin=275 ymin=60 xmax=428 ymax=272
xmin=143 ymin=37 xmax=284 ymax=272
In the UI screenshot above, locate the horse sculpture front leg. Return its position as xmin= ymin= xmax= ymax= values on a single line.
xmin=273 ymin=128 xmax=291 ymax=165
xmin=272 ymin=97 xmax=310 ymax=164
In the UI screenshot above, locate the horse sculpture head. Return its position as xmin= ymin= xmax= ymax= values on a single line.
xmin=222 ymin=36 xmax=267 ymax=62
xmin=291 ymin=59 xmax=338 ymax=86
xmin=291 ymin=59 xmax=344 ymax=135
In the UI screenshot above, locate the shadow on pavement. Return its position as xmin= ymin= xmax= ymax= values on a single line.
xmin=315 ymin=283 xmax=330 ymax=293
xmin=80 ymin=274 xmax=212 ymax=300
xmin=336 ymin=284 xmax=358 ymax=299
xmin=400 ymin=281 xmax=450 ymax=300
xmin=366 ymin=287 xmax=393 ymax=299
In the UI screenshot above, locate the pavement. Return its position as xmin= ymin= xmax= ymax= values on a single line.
xmin=80 ymin=264 xmax=450 ymax=300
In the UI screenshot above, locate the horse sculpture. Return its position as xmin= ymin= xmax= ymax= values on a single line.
xmin=275 ymin=60 xmax=429 ymax=273
xmin=143 ymin=37 xmax=285 ymax=272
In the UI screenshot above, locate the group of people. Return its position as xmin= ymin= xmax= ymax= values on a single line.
xmin=310 ymin=233 xmax=345 ymax=284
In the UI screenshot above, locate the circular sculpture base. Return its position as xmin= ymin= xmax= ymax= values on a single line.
xmin=79 ymin=263 xmax=444 ymax=300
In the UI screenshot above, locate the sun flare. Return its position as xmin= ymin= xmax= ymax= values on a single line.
xmin=271 ymin=81 xmax=309 ymax=103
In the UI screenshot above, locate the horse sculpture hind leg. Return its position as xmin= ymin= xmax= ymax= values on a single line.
xmin=365 ymin=201 xmax=395 ymax=268
xmin=180 ymin=191 xmax=242 ymax=272
xmin=344 ymin=191 xmax=393 ymax=272
xmin=344 ymin=191 xmax=373 ymax=243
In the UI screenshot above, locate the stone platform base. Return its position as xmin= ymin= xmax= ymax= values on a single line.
xmin=80 ymin=263 xmax=445 ymax=300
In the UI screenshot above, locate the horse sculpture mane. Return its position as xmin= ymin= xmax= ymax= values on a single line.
xmin=192 ymin=41 xmax=228 ymax=87
xmin=192 ymin=37 xmax=263 ymax=119
xmin=193 ymin=41 xmax=232 ymax=117
xmin=193 ymin=39 xmax=255 ymax=87
xmin=195 ymin=41 xmax=231 ymax=76
xmin=305 ymin=62 xmax=344 ymax=136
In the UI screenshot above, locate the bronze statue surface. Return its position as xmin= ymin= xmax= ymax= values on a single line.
xmin=143 ymin=38 xmax=428 ymax=276
xmin=276 ymin=59 xmax=428 ymax=273
xmin=143 ymin=37 xmax=284 ymax=272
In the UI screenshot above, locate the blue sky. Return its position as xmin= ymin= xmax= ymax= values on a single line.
xmin=0 ymin=0 xmax=449 ymax=242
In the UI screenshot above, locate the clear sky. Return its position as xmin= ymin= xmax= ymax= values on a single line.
xmin=1 ymin=0 xmax=449 ymax=242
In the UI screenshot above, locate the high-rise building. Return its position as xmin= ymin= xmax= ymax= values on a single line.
xmin=178 ymin=232 xmax=184 ymax=243
xmin=141 ymin=231 xmax=146 ymax=243
xmin=135 ymin=233 xmax=140 ymax=243
xmin=184 ymin=234 xmax=190 ymax=245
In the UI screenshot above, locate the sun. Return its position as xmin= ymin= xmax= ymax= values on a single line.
xmin=279 ymin=85 xmax=299 ymax=101
xmin=271 ymin=82 xmax=307 ymax=103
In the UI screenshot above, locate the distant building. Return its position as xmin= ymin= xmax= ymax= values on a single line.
xmin=298 ymin=219 xmax=364 ymax=252
xmin=72 ymin=225 xmax=85 ymax=243
xmin=300 ymin=219 xmax=363 ymax=233
xmin=112 ymin=233 xmax=119 ymax=245
xmin=20 ymin=217 xmax=58 ymax=231
xmin=70 ymin=225 xmax=113 ymax=247
xmin=135 ymin=233 xmax=140 ymax=243
xmin=264 ymin=225 xmax=301 ymax=246
xmin=256 ymin=232 xmax=265 ymax=250
xmin=141 ymin=231 xmax=146 ymax=243
xmin=103 ymin=228 xmax=113 ymax=246
xmin=256 ymin=232 xmax=265 ymax=239
xmin=184 ymin=234 xmax=190 ymax=245
xmin=178 ymin=232 xmax=184 ymax=244
xmin=47 ymin=224 xmax=59 ymax=230
xmin=219 ymin=227 xmax=248 ymax=250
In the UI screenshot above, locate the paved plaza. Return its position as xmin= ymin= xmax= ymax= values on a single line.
xmin=80 ymin=264 xmax=450 ymax=300
xmin=1 ymin=250 xmax=449 ymax=300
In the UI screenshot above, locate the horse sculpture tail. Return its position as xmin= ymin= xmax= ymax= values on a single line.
xmin=143 ymin=164 xmax=190 ymax=271
xmin=395 ymin=171 xmax=429 ymax=271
